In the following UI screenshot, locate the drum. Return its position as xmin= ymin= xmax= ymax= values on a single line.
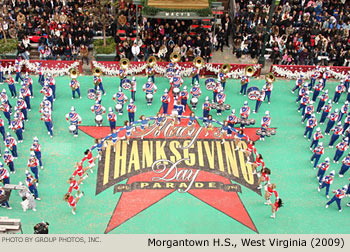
xmin=87 ymin=89 xmax=96 ymax=100
xmin=261 ymin=130 xmax=267 ymax=136
xmin=171 ymin=109 xmax=178 ymax=116
xmin=205 ymin=78 xmax=216 ymax=91
xmin=211 ymin=103 xmax=217 ymax=110
xmin=256 ymin=129 xmax=261 ymax=135
xmin=266 ymin=131 xmax=271 ymax=137
xmin=247 ymin=86 xmax=260 ymax=100
xmin=217 ymin=104 xmax=225 ymax=111
xmin=190 ymin=97 xmax=198 ymax=108
xmin=270 ymin=129 xmax=277 ymax=135
xmin=224 ymin=104 xmax=231 ymax=110
xmin=95 ymin=115 xmax=103 ymax=125
xmin=146 ymin=93 xmax=153 ymax=103
xmin=121 ymin=79 xmax=131 ymax=90
xmin=236 ymin=118 xmax=242 ymax=124
xmin=248 ymin=119 xmax=256 ymax=125
xmin=173 ymin=87 xmax=180 ymax=97
xmin=68 ymin=125 xmax=76 ymax=133
xmin=115 ymin=104 xmax=123 ymax=114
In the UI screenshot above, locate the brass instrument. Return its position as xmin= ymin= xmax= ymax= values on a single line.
xmin=220 ymin=63 xmax=231 ymax=74
xmin=93 ymin=67 xmax=102 ymax=77
xmin=147 ymin=56 xmax=157 ymax=67
xmin=119 ymin=58 xmax=130 ymax=70
xmin=193 ymin=56 xmax=204 ymax=68
xmin=265 ymin=73 xmax=275 ymax=83
xmin=70 ymin=68 xmax=79 ymax=79
xmin=170 ymin=52 xmax=180 ymax=63
xmin=245 ymin=66 xmax=255 ymax=77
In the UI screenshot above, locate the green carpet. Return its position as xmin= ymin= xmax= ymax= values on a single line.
xmin=1 ymin=75 xmax=349 ymax=234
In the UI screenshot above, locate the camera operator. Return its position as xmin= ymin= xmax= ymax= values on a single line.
xmin=34 ymin=222 xmax=49 ymax=234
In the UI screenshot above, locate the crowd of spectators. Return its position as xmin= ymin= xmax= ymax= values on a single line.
xmin=233 ymin=0 xmax=350 ymax=66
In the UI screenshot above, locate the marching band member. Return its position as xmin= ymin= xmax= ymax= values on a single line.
xmin=324 ymin=108 xmax=339 ymax=134
xmin=213 ymin=81 xmax=221 ymax=102
xmin=190 ymin=81 xmax=202 ymax=99
xmin=31 ymin=137 xmax=43 ymax=169
xmin=16 ymin=97 xmax=28 ymax=121
xmin=14 ymin=59 xmax=23 ymax=84
xmin=169 ymin=75 xmax=183 ymax=89
xmin=107 ymin=107 xmax=117 ymax=132
xmin=70 ymin=78 xmax=81 ymax=99
xmin=65 ymin=106 xmax=82 ymax=137
xmin=264 ymin=82 xmax=273 ymax=104
xmin=296 ymin=83 xmax=309 ymax=103
xmin=127 ymin=99 xmax=136 ymax=123
xmin=113 ymin=87 xmax=128 ymax=115
xmin=91 ymin=103 xmax=106 ymax=126
xmin=24 ymin=72 xmax=34 ymax=98
xmin=253 ymin=88 xmax=266 ymax=113
xmin=322 ymin=69 xmax=330 ymax=87
xmin=216 ymin=88 xmax=226 ymax=115
xmin=20 ymin=83 xmax=31 ymax=111
xmin=316 ymin=157 xmax=330 ymax=182
xmin=240 ymin=101 xmax=251 ymax=129
xmin=0 ymin=185 xmax=11 ymax=209
xmin=146 ymin=65 xmax=155 ymax=83
xmin=344 ymin=74 xmax=350 ymax=90
xmin=339 ymin=153 xmax=350 ymax=177
xmin=40 ymin=107 xmax=53 ymax=138
xmin=319 ymin=100 xmax=332 ymax=124
xmin=180 ymin=86 xmax=189 ymax=108
xmin=333 ymin=81 xmax=345 ymax=104
xmin=325 ymin=185 xmax=347 ymax=212
xmin=95 ymin=86 xmax=102 ymax=104
xmin=240 ymin=75 xmax=249 ymax=96
xmin=318 ymin=170 xmax=335 ymax=198
xmin=202 ymin=96 xmax=211 ymax=119
xmin=316 ymin=90 xmax=329 ymax=113
xmin=310 ymin=67 xmax=321 ymax=88
xmin=260 ymin=111 xmax=271 ymax=141
xmin=14 ymin=102 xmax=26 ymax=132
xmin=40 ymin=82 xmax=54 ymax=110
xmin=5 ymin=132 xmax=17 ymax=159
xmin=0 ymin=115 xmax=5 ymax=141
xmin=226 ymin=109 xmax=238 ymax=136
xmin=1 ymin=89 xmax=12 ymax=108
xmin=3 ymin=148 xmax=14 ymax=174
xmin=27 ymin=152 xmax=40 ymax=182
xmin=173 ymin=99 xmax=185 ymax=124
xmin=93 ymin=75 xmax=105 ymax=95
xmin=328 ymin=121 xmax=343 ymax=147
xmin=0 ymin=100 xmax=11 ymax=125
xmin=310 ymin=127 xmax=323 ymax=150
xmin=5 ymin=74 xmax=17 ymax=98
xmin=11 ymin=114 xmax=23 ymax=142
xmin=0 ymin=164 xmax=10 ymax=185
xmin=297 ymin=90 xmax=310 ymax=116
xmin=64 ymin=191 xmax=84 ymax=215
xmin=118 ymin=68 xmax=127 ymax=87
xmin=217 ymin=70 xmax=229 ymax=90
xmin=333 ymin=138 xmax=348 ymax=163
xmin=312 ymin=80 xmax=324 ymax=101
xmin=37 ymin=62 xmax=44 ymax=85
xmin=338 ymin=101 xmax=349 ymax=122
xmin=343 ymin=112 xmax=350 ymax=133
xmin=130 ymin=76 xmax=137 ymax=101
xmin=46 ymin=74 xmax=56 ymax=100
xmin=161 ymin=89 xmax=171 ymax=114
xmin=311 ymin=142 xmax=324 ymax=168
xmin=302 ymin=101 xmax=314 ymax=123
xmin=143 ymin=78 xmax=157 ymax=106
xmin=25 ymin=170 xmax=40 ymax=200
xmin=191 ymin=65 xmax=200 ymax=85
xmin=291 ymin=74 xmax=304 ymax=93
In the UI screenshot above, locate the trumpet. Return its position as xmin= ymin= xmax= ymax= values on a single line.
xmin=245 ymin=66 xmax=255 ymax=77
xmin=147 ymin=56 xmax=157 ymax=67
xmin=265 ymin=73 xmax=275 ymax=83
xmin=119 ymin=58 xmax=130 ymax=70
xmin=193 ymin=56 xmax=204 ymax=68
xmin=70 ymin=68 xmax=79 ymax=79
xmin=93 ymin=67 xmax=102 ymax=77
xmin=170 ymin=52 xmax=180 ymax=63
xmin=220 ymin=63 xmax=231 ymax=74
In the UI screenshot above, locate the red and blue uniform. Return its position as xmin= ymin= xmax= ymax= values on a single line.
xmin=343 ymin=114 xmax=350 ymax=133
xmin=127 ymin=103 xmax=136 ymax=123
xmin=339 ymin=155 xmax=350 ymax=176
xmin=191 ymin=67 xmax=200 ymax=85
xmin=334 ymin=141 xmax=348 ymax=162
xmin=31 ymin=142 xmax=43 ymax=168
xmin=329 ymin=124 xmax=343 ymax=147
xmin=180 ymin=90 xmax=189 ymax=107
xmin=320 ymin=103 xmax=332 ymax=123
xmin=202 ymin=100 xmax=211 ymax=118
xmin=0 ymin=167 xmax=10 ymax=185
xmin=339 ymin=103 xmax=349 ymax=122
xmin=298 ymin=94 xmax=310 ymax=116
xmin=325 ymin=111 xmax=339 ymax=133
xmin=311 ymin=144 xmax=324 ymax=168
xmin=20 ymin=85 xmax=31 ymax=110
xmin=93 ymin=76 xmax=105 ymax=94
xmin=310 ymin=131 xmax=323 ymax=150
xmin=312 ymin=81 xmax=324 ymax=101
xmin=333 ymin=83 xmax=345 ymax=103
xmin=240 ymin=76 xmax=250 ymax=95
xmin=3 ymin=151 xmax=14 ymax=173
xmin=27 ymin=156 xmax=39 ymax=181
xmin=161 ymin=93 xmax=171 ymax=114
xmin=170 ymin=76 xmax=183 ymax=89
xmin=26 ymin=173 xmax=39 ymax=199
xmin=0 ymin=102 xmax=11 ymax=124
xmin=292 ymin=77 xmax=304 ymax=93
xmin=5 ymin=76 xmax=17 ymax=98
xmin=304 ymin=116 xmax=317 ymax=139
xmin=190 ymin=86 xmax=201 ymax=98
xmin=91 ymin=104 xmax=106 ymax=116
xmin=4 ymin=135 xmax=17 ymax=158
xmin=317 ymin=161 xmax=329 ymax=183
xmin=11 ymin=119 xmax=23 ymax=141
xmin=217 ymin=72 xmax=228 ymax=89
xmin=0 ymin=117 xmax=5 ymax=141
xmin=16 ymin=98 xmax=28 ymax=120
xmin=216 ymin=93 xmax=226 ymax=114
xmin=302 ymin=104 xmax=314 ymax=123
xmin=255 ymin=90 xmax=265 ymax=113
xmin=326 ymin=188 xmax=346 ymax=211
xmin=317 ymin=92 xmax=329 ymax=113
xmin=40 ymin=86 xmax=54 ymax=109
xmin=14 ymin=61 xmax=23 ymax=83
xmin=37 ymin=64 xmax=44 ymax=85
xmin=319 ymin=174 xmax=333 ymax=197
xmin=70 ymin=79 xmax=81 ymax=98
xmin=41 ymin=110 xmax=53 ymax=137
xmin=227 ymin=113 xmax=238 ymax=135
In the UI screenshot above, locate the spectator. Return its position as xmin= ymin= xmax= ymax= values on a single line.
xmin=80 ymin=45 xmax=89 ymax=65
